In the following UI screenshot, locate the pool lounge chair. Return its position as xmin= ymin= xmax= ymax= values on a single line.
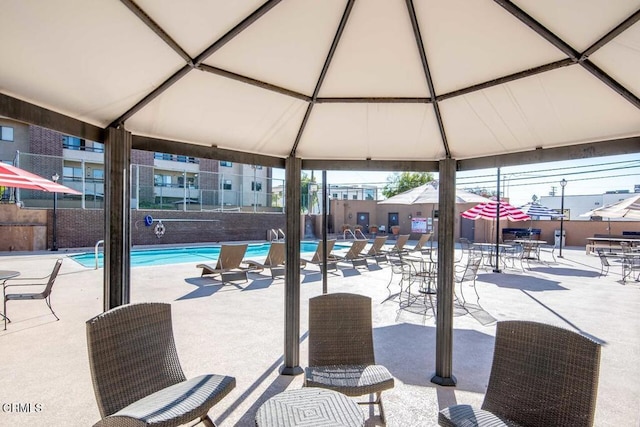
xmin=244 ymin=241 xmax=286 ymax=278
xmin=334 ymin=239 xmax=369 ymax=268
xmin=365 ymin=235 xmax=389 ymax=264
xmin=407 ymin=233 xmax=433 ymax=254
xmin=383 ymin=234 xmax=411 ymax=258
xmin=301 ymin=239 xmax=338 ymax=271
xmin=197 ymin=243 xmax=250 ymax=284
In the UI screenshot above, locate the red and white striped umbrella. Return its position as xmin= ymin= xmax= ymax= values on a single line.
xmin=0 ymin=163 xmax=81 ymax=194
xmin=461 ymin=200 xmax=530 ymax=222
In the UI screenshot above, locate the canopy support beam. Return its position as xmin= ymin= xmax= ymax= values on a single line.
xmin=281 ymin=156 xmax=303 ymax=375
xmin=103 ymin=126 xmax=132 ymax=311
xmin=432 ymin=158 xmax=457 ymax=386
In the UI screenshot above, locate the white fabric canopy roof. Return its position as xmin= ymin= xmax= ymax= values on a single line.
xmin=378 ymin=181 xmax=489 ymax=204
xmin=581 ymin=194 xmax=640 ymax=219
xmin=0 ymin=0 xmax=638 ymax=163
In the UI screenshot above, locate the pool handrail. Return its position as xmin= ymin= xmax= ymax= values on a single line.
xmin=94 ymin=240 xmax=104 ymax=270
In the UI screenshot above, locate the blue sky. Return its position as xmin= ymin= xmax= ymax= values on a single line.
xmin=273 ymin=153 xmax=639 ymax=207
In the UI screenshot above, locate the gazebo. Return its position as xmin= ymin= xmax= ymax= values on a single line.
xmin=1 ymin=1 xmax=638 ymax=386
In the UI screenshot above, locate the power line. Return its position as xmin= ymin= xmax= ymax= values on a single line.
xmin=458 ymin=165 xmax=640 ymax=188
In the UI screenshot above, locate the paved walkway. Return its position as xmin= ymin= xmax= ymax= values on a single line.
xmin=0 ymin=245 xmax=638 ymax=426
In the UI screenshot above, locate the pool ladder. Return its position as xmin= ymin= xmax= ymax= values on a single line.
xmin=270 ymin=228 xmax=285 ymax=241
xmin=94 ymin=240 xmax=104 ymax=269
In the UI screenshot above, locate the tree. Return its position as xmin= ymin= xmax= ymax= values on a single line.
xmin=301 ymin=172 xmax=318 ymax=213
xmin=464 ymin=186 xmax=497 ymax=199
xmin=382 ymin=172 xmax=434 ymax=198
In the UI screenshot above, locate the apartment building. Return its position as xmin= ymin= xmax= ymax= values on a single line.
xmin=1 ymin=118 xmax=277 ymax=211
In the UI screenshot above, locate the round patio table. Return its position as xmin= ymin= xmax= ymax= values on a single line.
xmin=255 ymin=388 xmax=364 ymax=427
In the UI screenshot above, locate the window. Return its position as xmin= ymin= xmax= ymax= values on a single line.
xmin=154 ymin=153 xmax=174 ymax=161
xmin=154 ymin=174 xmax=173 ymax=187
xmin=332 ymin=193 xmax=338 ymax=199
xmin=251 ymin=182 xmax=262 ymax=191
xmin=342 ymin=194 xmax=348 ymax=200
xmin=0 ymin=126 xmax=14 ymax=142
xmin=222 ymin=180 xmax=232 ymax=190
xmin=92 ymin=169 xmax=104 ymax=181
xmin=92 ymin=142 xmax=104 ymax=153
xmin=220 ymin=161 xmax=233 ymax=167
xmin=63 ymin=166 xmax=83 ymax=181
xmin=352 ymin=194 xmax=358 ymax=200
xmin=63 ymin=136 xmax=83 ymax=150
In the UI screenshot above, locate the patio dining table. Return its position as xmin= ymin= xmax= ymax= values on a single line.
xmin=471 ymin=243 xmax=513 ymax=267
xmin=512 ymin=239 xmax=546 ymax=261
xmin=604 ymin=252 xmax=640 ymax=283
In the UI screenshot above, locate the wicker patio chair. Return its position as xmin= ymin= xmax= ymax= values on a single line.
xmin=439 ymin=320 xmax=601 ymax=427
xmin=3 ymin=258 xmax=63 ymax=330
xmin=305 ymin=293 xmax=395 ymax=423
xmin=86 ymin=302 xmax=235 ymax=427
xmin=197 ymin=243 xmax=249 ymax=284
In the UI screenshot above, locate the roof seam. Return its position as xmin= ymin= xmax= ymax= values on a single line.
xmin=405 ymin=0 xmax=451 ymax=158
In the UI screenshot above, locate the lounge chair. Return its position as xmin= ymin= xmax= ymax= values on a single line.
xmin=408 ymin=233 xmax=432 ymax=254
xmin=86 ymin=302 xmax=236 ymax=427
xmin=301 ymin=239 xmax=338 ymax=271
xmin=365 ymin=235 xmax=389 ymax=264
xmin=244 ymin=241 xmax=286 ymax=278
xmin=439 ymin=320 xmax=601 ymax=427
xmin=3 ymin=258 xmax=63 ymax=330
xmin=305 ymin=293 xmax=395 ymax=423
xmin=383 ymin=234 xmax=411 ymax=258
xmin=197 ymin=243 xmax=249 ymax=284
xmin=334 ymin=239 xmax=369 ymax=268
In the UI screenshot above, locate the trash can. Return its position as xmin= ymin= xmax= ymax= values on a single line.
xmin=554 ymin=229 xmax=566 ymax=247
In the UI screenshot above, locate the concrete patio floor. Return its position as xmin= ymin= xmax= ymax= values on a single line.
xmin=0 ymin=244 xmax=639 ymax=426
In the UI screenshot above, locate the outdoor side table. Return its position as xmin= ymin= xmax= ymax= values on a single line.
xmin=255 ymin=388 xmax=364 ymax=427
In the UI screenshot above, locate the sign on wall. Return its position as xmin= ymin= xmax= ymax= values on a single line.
xmin=411 ymin=217 xmax=427 ymax=233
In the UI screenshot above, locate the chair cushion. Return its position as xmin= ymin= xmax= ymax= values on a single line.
xmin=438 ymin=405 xmax=522 ymax=427
xmin=95 ymin=374 xmax=235 ymax=427
xmin=305 ymin=365 xmax=394 ymax=397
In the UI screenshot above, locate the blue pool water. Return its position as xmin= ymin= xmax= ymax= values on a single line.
xmin=70 ymin=241 xmax=348 ymax=268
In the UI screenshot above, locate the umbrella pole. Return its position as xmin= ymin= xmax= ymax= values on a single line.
xmin=493 ymin=169 xmax=501 ymax=273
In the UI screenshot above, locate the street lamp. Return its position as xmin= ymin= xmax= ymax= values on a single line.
xmin=558 ymin=178 xmax=567 ymax=258
xmin=52 ymin=172 xmax=59 ymax=251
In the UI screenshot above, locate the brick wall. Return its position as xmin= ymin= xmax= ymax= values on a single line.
xmin=49 ymin=209 xmax=285 ymax=249
xmin=29 ymin=126 xmax=63 ymax=156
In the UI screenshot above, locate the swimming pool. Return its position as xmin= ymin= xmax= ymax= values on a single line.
xmin=70 ymin=241 xmax=350 ymax=268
